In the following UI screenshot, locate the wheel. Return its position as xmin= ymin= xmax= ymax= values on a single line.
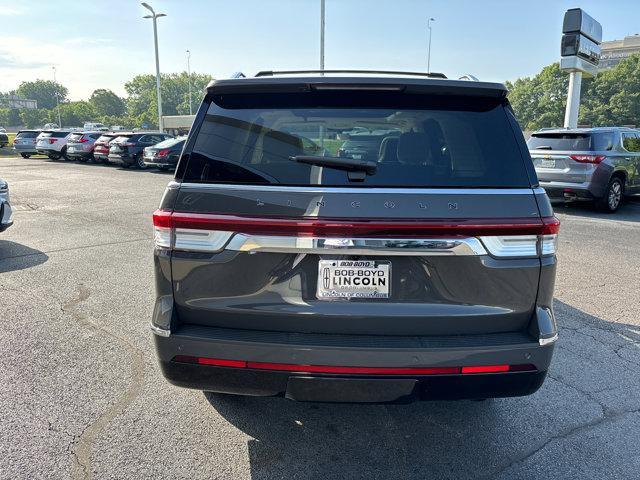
xmin=596 ymin=176 xmax=624 ymax=213
xmin=20 ymin=153 xmax=31 ymax=159
xmin=61 ymin=147 xmax=70 ymax=161
xmin=48 ymin=152 xmax=61 ymax=160
xmin=121 ymin=162 xmax=131 ymax=169
xmin=135 ymin=154 xmax=147 ymax=169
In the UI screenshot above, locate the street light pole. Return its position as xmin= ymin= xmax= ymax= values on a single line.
xmin=427 ymin=18 xmax=435 ymax=74
xmin=52 ymin=66 xmax=61 ymax=127
xmin=142 ymin=2 xmax=166 ymax=131
xmin=186 ymin=49 xmax=192 ymax=115
xmin=320 ymin=0 xmax=325 ymax=73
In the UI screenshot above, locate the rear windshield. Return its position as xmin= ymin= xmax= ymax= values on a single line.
xmin=527 ymin=132 xmax=615 ymax=151
xmin=97 ymin=135 xmax=116 ymax=142
xmin=183 ymin=92 xmax=530 ymax=188
xmin=17 ymin=131 xmax=39 ymax=138
xmin=68 ymin=133 xmax=83 ymax=142
xmin=154 ymin=137 xmax=184 ymax=149
xmin=40 ymin=131 xmax=70 ymax=138
xmin=113 ymin=135 xmax=135 ymax=142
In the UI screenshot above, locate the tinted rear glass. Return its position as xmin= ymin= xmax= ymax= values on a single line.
xmin=97 ymin=135 xmax=116 ymax=142
xmin=154 ymin=137 xmax=184 ymax=149
xmin=68 ymin=133 xmax=83 ymax=142
xmin=17 ymin=131 xmax=39 ymax=138
xmin=527 ymin=132 xmax=615 ymax=151
xmin=184 ymin=92 xmax=530 ymax=187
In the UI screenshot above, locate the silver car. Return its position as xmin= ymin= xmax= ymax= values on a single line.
xmin=528 ymin=127 xmax=640 ymax=212
xmin=12 ymin=130 xmax=41 ymax=158
xmin=0 ymin=179 xmax=13 ymax=232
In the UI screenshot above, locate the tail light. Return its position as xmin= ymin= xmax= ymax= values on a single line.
xmin=153 ymin=211 xmax=560 ymax=257
xmin=77 ymin=136 xmax=89 ymax=143
xmin=48 ymin=138 xmax=58 ymax=144
xmin=13 ymin=138 xmax=18 ymax=144
xmin=570 ymin=154 xmax=605 ymax=164
xmin=156 ymin=148 xmax=170 ymax=157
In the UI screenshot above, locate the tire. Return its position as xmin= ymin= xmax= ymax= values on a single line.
xmin=48 ymin=152 xmax=61 ymax=160
xmin=121 ymin=162 xmax=131 ymax=169
xmin=596 ymin=176 xmax=624 ymax=213
xmin=61 ymin=147 xmax=70 ymax=161
xmin=20 ymin=153 xmax=31 ymax=159
xmin=135 ymin=154 xmax=147 ymax=169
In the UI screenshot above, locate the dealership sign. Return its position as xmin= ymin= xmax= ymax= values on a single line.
xmin=560 ymin=8 xmax=602 ymax=76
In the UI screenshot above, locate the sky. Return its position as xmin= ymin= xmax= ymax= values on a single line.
xmin=1 ymin=0 xmax=639 ymax=101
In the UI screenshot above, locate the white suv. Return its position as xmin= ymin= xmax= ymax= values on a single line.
xmin=35 ymin=130 xmax=73 ymax=160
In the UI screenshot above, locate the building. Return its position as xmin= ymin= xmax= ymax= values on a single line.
xmin=162 ymin=114 xmax=196 ymax=136
xmin=599 ymin=35 xmax=640 ymax=70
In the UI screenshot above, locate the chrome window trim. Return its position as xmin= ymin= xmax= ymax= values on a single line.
xmin=175 ymin=182 xmax=540 ymax=195
xmin=225 ymin=234 xmax=487 ymax=256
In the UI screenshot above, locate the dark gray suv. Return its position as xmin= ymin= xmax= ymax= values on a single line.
xmin=151 ymin=71 xmax=560 ymax=403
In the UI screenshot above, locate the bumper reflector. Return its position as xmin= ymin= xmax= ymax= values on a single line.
xmin=172 ymin=356 xmax=536 ymax=375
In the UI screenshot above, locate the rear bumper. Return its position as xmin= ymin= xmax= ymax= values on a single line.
xmin=143 ymin=156 xmax=176 ymax=167
xmin=539 ymin=181 xmax=595 ymax=201
xmin=153 ymin=324 xmax=555 ymax=402
xmin=13 ymin=145 xmax=37 ymax=154
xmin=66 ymin=150 xmax=93 ymax=160
xmin=108 ymin=153 xmax=136 ymax=165
xmin=0 ymin=201 xmax=13 ymax=232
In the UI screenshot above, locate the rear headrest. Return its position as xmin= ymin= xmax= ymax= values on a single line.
xmin=397 ymin=132 xmax=431 ymax=165
xmin=378 ymin=136 xmax=399 ymax=164
xmin=262 ymin=131 xmax=303 ymax=163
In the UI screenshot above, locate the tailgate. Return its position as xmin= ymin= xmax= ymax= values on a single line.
xmin=164 ymin=186 xmax=549 ymax=336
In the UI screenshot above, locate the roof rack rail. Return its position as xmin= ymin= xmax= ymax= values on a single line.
xmin=254 ymin=69 xmax=447 ymax=79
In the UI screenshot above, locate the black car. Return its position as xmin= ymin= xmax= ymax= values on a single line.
xmin=0 ymin=131 xmax=8 ymax=148
xmin=108 ymin=132 xmax=173 ymax=169
xmin=142 ymin=137 xmax=186 ymax=170
xmin=152 ymin=71 xmax=560 ymax=403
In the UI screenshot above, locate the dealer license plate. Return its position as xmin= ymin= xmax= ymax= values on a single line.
xmin=317 ymin=260 xmax=390 ymax=300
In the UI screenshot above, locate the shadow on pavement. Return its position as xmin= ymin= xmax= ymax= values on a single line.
xmin=0 ymin=241 xmax=48 ymax=273
xmin=553 ymin=195 xmax=640 ymax=223
xmin=204 ymin=300 xmax=640 ymax=480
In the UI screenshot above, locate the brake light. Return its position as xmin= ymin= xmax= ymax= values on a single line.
xmin=48 ymin=138 xmax=58 ymax=144
xmin=172 ymin=356 xmax=537 ymax=375
xmin=570 ymin=154 xmax=605 ymax=164
xmin=153 ymin=211 xmax=560 ymax=257
xmin=77 ymin=137 xmax=89 ymax=143
xmin=156 ymin=148 xmax=170 ymax=157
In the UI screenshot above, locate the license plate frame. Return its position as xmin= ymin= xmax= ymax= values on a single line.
xmin=317 ymin=259 xmax=391 ymax=300
xmin=539 ymin=159 xmax=556 ymax=168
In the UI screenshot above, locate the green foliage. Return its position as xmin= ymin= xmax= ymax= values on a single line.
xmin=19 ymin=108 xmax=51 ymax=128
xmin=16 ymin=79 xmax=68 ymax=110
xmin=508 ymin=54 xmax=640 ymax=130
xmin=6 ymin=71 xmax=210 ymax=129
xmin=89 ymin=89 xmax=126 ymax=117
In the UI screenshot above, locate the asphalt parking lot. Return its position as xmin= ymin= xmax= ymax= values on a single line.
xmin=1 ymin=156 xmax=639 ymax=480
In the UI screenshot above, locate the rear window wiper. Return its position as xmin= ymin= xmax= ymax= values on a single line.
xmin=289 ymin=155 xmax=377 ymax=175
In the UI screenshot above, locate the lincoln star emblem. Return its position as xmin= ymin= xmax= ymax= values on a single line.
xmin=322 ymin=267 xmax=331 ymax=289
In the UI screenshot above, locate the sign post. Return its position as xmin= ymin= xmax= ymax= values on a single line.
xmin=560 ymin=9 xmax=602 ymax=128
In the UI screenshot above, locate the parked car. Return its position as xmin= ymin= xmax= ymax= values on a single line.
xmin=12 ymin=129 xmax=41 ymax=158
xmin=151 ymin=72 xmax=560 ymax=403
xmin=0 ymin=178 xmax=13 ymax=232
xmin=337 ymin=132 xmax=400 ymax=160
xmin=35 ymin=130 xmax=73 ymax=160
xmin=108 ymin=132 xmax=173 ymax=169
xmin=142 ymin=136 xmax=186 ymax=170
xmin=0 ymin=131 xmax=8 ymax=148
xmin=65 ymin=131 xmax=103 ymax=162
xmin=83 ymin=122 xmax=108 ymax=131
xmin=93 ymin=133 xmax=121 ymax=163
xmin=528 ymin=127 xmax=640 ymax=212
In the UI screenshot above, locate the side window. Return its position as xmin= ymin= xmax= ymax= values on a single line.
xmin=622 ymin=134 xmax=640 ymax=152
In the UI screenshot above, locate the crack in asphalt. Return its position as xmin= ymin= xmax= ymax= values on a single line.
xmin=61 ymin=285 xmax=145 ymax=480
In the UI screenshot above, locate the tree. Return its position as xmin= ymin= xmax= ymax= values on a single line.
xmin=89 ymin=89 xmax=126 ymax=117
xmin=19 ymin=108 xmax=51 ymax=128
xmin=124 ymin=72 xmax=212 ymax=127
xmin=58 ymin=101 xmax=96 ymax=127
xmin=16 ymin=80 xmax=68 ymax=110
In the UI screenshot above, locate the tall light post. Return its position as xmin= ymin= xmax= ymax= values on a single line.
xmin=52 ymin=66 xmax=61 ymax=127
xmin=427 ymin=17 xmax=435 ymax=74
xmin=186 ymin=49 xmax=192 ymax=115
xmin=320 ymin=0 xmax=325 ymax=73
xmin=142 ymin=2 xmax=166 ymax=131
